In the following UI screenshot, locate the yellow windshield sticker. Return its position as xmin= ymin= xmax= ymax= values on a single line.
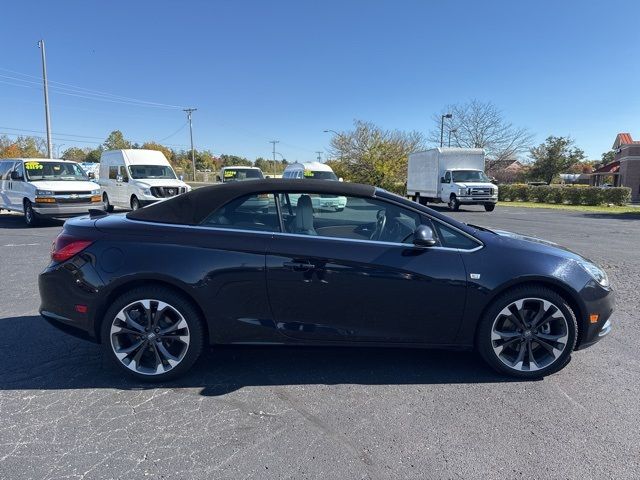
xmin=303 ymin=170 xmax=315 ymax=177
xmin=224 ymin=170 xmax=236 ymax=177
xmin=25 ymin=161 xmax=43 ymax=170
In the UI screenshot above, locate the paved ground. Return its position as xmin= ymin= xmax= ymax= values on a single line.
xmin=0 ymin=205 xmax=639 ymax=479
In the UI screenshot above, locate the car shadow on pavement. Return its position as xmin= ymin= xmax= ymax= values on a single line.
xmin=0 ymin=213 xmax=63 ymax=229
xmin=580 ymin=211 xmax=640 ymax=220
xmin=0 ymin=315 xmax=521 ymax=395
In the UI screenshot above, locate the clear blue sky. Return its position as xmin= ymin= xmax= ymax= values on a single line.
xmin=1 ymin=0 xmax=638 ymax=161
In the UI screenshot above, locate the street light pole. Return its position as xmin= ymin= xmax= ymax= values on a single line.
xmin=37 ymin=40 xmax=53 ymax=158
xmin=269 ymin=140 xmax=279 ymax=177
xmin=183 ymin=108 xmax=197 ymax=181
xmin=323 ymin=129 xmax=343 ymax=162
xmin=315 ymin=151 xmax=322 ymax=162
xmin=440 ymin=113 xmax=452 ymax=148
xmin=448 ymin=128 xmax=457 ymax=148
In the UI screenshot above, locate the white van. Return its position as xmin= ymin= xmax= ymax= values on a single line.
xmin=218 ymin=166 xmax=264 ymax=183
xmin=282 ymin=161 xmax=347 ymax=211
xmin=0 ymin=158 xmax=102 ymax=226
xmin=98 ymin=149 xmax=190 ymax=211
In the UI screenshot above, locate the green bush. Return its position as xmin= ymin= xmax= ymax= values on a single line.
xmin=496 ymin=184 xmax=631 ymax=206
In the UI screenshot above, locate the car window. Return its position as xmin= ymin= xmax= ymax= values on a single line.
xmin=201 ymin=193 xmax=279 ymax=232
xmin=444 ymin=171 xmax=451 ymax=183
xmin=109 ymin=166 xmax=118 ymax=180
xmin=432 ymin=222 xmax=480 ymax=250
xmin=13 ymin=163 xmax=25 ymax=181
xmin=278 ymin=193 xmax=421 ymax=244
xmin=0 ymin=161 xmax=13 ymax=180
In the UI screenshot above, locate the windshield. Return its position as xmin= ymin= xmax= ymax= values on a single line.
xmin=303 ymin=170 xmax=338 ymax=180
xmin=452 ymin=170 xmax=490 ymax=183
xmin=129 ymin=165 xmax=176 ymax=179
xmin=222 ymin=169 xmax=264 ymax=182
xmin=24 ymin=161 xmax=88 ymax=181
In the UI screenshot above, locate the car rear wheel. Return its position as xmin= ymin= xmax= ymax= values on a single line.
xmin=103 ymin=193 xmax=114 ymax=212
xmin=476 ymin=286 xmax=577 ymax=378
xmin=101 ymin=287 xmax=204 ymax=381
xmin=23 ymin=199 xmax=39 ymax=226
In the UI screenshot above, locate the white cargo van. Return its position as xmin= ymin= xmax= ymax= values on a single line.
xmin=98 ymin=149 xmax=190 ymax=211
xmin=407 ymin=148 xmax=498 ymax=212
xmin=0 ymin=158 xmax=102 ymax=226
xmin=282 ymin=161 xmax=347 ymax=211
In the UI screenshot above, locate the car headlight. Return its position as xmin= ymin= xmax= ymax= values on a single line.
xmin=577 ymin=260 xmax=610 ymax=288
xmin=91 ymin=189 xmax=100 ymax=195
xmin=458 ymin=187 xmax=466 ymax=196
xmin=142 ymin=188 xmax=152 ymax=196
xmin=36 ymin=190 xmax=54 ymax=196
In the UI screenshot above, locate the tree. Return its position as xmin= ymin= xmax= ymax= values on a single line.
xmin=601 ymin=150 xmax=616 ymax=165
xmin=62 ymin=147 xmax=90 ymax=162
xmin=141 ymin=142 xmax=174 ymax=162
xmin=0 ymin=135 xmax=46 ymax=158
xmin=528 ymin=136 xmax=586 ymax=184
xmin=429 ymin=100 xmax=533 ymax=161
xmin=327 ymin=120 xmax=425 ymax=193
xmin=102 ymin=130 xmax=131 ymax=150
xmin=85 ymin=148 xmax=102 ymax=163
xmin=219 ymin=154 xmax=252 ymax=168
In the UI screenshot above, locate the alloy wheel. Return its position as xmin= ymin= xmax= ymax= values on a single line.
xmin=491 ymin=298 xmax=569 ymax=372
xmin=110 ymin=299 xmax=190 ymax=376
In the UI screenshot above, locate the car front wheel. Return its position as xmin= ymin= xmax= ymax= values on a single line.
xmin=101 ymin=287 xmax=204 ymax=381
xmin=484 ymin=204 xmax=495 ymax=212
xmin=130 ymin=196 xmax=141 ymax=211
xmin=103 ymin=193 xmax=114 ymax=212
xmin=24 ymin=199 xmax=39 ymax=226
xmin=476 ymin=286 xmax=577 ymax=378
xmin=448 ymin=195 xmax=460 ymax=211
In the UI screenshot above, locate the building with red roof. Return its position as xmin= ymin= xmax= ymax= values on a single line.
xmin=608 ymin=133 xmax=640 ymax=201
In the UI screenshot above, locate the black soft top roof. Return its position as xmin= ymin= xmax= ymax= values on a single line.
xmin=126 ymin=179 xmax=376 ymax=225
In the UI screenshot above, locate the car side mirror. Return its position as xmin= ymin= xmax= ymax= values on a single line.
xmin=440 ymin=176 xmax=447 ymax=183
xmin=339 ymin=177 xmax=344 ymax=182
xmin=116 ymin=175 xmax=123 ymax=182
xmin=413 ymin=224 xmax=437 ymax=247
xmin=88 ymin=172 xmax=95 ymax=179
xmin=10 ymin=170 xmax=22 ymax=181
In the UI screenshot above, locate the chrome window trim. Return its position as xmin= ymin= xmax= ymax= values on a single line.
xmin=126 ymin=218 xmax=483 ymax=253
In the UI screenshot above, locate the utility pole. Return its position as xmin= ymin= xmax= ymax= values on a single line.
xmin=448 ymin=128 xmax=457 ymax=148
xmin=184 ymin=108 xmax=197 ymax=181
xmin=315 ymin=151 xmax=322 ymax=162
xmin=37 ymin=40 xmax=53 ymax=158
xmin=269 ymin=140 xmax=279 ymax=177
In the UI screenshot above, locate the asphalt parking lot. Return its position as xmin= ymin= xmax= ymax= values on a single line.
xmin=0 ymin=205 xmax=639 ymax=479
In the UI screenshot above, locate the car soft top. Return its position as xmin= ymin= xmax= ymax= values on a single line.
xmin=126 ymin=179 xmax=375 ymax=225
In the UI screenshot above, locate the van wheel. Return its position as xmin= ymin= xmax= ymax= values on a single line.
xmin=484 ymin=204 xmax=496 ymax=212
xmin=103 ymin=193 xmax=114 ymax=212
xmin=448 ymin=195 xmax=460 ymax=211
xmin=23 ymin=199 xmax=39 ymax=227
xmin=130 ymin=196 xmax=141 ymax=211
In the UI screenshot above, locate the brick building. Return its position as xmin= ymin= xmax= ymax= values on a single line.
xmin=612 ymin=133 xmax=640 ymax=202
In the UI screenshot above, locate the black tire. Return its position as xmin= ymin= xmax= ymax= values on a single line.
xmin=101 ymin=286 xmax=205 ymax=382
xmin=476 ymin=285 xmax=577 ymax=379
xmin=335 ymin=207 xmax=344 ymax=212
xmin=23 ymin=199 xmax=39 ymax=227
xmin=484 ymin=204 xmax=496 ymax=212
xmin=130 ymin=196 xmax=141 ymax=211
xmin=448 ymin=195 xmax=460 ymax=211
xmin=103 ymin=193 xmax=114 ymax=213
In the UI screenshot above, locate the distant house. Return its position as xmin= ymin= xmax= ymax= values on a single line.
xmin=593 ymin=133 xmax=640 ymax=201
xmin=486 ymin=159 xmax=525 ymax=183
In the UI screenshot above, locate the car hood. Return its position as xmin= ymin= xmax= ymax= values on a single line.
xmin=131 ymin=178 xmax=189 ymax=188
xmin=30 ymin=180 xmax=100 ymax=191
xmin=491 ymin=229 xmax=586 ymax=262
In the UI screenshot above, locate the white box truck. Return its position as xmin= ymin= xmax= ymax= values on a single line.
xmin=407 ymin=148 xmax=498 ymax=212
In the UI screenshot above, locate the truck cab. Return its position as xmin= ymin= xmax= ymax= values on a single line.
xmin=440 ymin=168 xmax=498 ymax=211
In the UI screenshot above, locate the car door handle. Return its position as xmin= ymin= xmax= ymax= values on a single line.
xmin=283 ymin=260 xmax=315 ymax=271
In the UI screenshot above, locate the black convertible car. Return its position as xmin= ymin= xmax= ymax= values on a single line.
xmin=39 ymin=179 xmax=614 ymax=381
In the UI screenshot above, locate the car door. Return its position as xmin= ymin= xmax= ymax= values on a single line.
xmin=8 ymin=162 xmax=27 ymax=210
xmin=266 ymin=192 xmax=469 ymax=344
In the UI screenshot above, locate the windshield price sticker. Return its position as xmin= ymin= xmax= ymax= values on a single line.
xmin=25 ymin=162 xmax=43 ymax=170
xmin=224 ymin=170 xmax=237 ymax=178
xmin=303 ymin=170 xmax=315 ymax=177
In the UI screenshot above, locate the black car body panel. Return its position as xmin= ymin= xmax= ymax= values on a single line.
xmin=39 ymin=180 xmax=614 ymax=354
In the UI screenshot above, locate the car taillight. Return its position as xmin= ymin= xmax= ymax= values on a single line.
xmin=51 ymin=234 xmax=93 ymax=263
